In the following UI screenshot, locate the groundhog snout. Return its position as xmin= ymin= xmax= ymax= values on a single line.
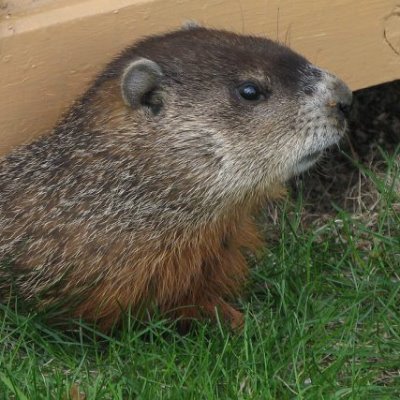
xmin=321 ymin=72 xmax=353 ymax=121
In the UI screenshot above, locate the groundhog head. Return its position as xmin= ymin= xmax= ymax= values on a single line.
xmin=86 ymin=26 xmax=352 ymax=202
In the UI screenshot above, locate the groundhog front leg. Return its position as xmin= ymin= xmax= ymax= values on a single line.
xmin=158 ymin=226 xmax=252 ymax=331
xmin=202 ymin=298 xmax=244 ymax=330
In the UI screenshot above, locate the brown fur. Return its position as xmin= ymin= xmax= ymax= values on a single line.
xmin=73 ymin=209 xmax=263 ymax=329
xmin=67 ymin=189 xmax=282 ymax=330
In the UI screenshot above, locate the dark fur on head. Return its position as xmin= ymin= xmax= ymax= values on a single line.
xmin=0 ymin=27 xmax=352 ymax=330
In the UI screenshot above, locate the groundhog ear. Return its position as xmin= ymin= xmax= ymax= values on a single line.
xmin=182 ymin=20 xmax=202 ymax=30
xmin=121 ymin=58 xmax=163 ymax=110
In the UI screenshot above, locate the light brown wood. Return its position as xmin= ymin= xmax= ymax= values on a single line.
xmin=1 ymin=0 xmax=399 ymax=155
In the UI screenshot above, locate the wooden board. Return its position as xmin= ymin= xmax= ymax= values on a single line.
xmin=1 ymin=0 xmax=399 ymax=155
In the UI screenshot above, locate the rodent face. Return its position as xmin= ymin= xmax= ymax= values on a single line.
xmin=95 ymin=27 xmax=352 ymax=195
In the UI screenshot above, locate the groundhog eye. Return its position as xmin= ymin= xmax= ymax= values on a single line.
xmin=237 ymin=83 xmax=265 ymax=102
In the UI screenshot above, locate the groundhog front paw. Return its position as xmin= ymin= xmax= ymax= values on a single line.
xmin=203 ymin=299 xmax=244 ymax=331
xmin=167 ymin=298 xmax=244 ymax=332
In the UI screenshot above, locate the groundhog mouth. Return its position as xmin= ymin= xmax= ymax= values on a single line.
xmin=293 ymin=150 xmax=324 ymax=175
xmin=300 ymin=150 xmax=322 ymax=163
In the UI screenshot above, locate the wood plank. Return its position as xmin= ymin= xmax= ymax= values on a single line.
xmin=0 ymin=0 xmax=399 ymax=155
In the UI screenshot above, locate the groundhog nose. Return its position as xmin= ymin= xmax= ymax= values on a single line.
xmin=327 ymin=78 xmax=353 ymax=119
xmin=337 ymin=102 xmax=352 ymax=119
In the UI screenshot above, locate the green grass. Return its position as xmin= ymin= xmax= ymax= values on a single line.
xmin=1 ymin=150 xmax=399 ymax=399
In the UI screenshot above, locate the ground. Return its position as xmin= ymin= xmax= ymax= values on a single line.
xmin=0 ymin=80 xmax=399 ymax=399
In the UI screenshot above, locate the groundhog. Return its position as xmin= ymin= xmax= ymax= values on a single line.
xmin=0 ymin=26 xmax=352 ymax=330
